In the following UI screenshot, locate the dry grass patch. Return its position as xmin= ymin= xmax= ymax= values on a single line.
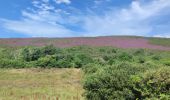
xmin=0 ymin=68 xmax=84 ymax=100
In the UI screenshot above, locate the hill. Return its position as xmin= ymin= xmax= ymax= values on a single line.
xmin=0 ymin=36 xmax=170 ymax=50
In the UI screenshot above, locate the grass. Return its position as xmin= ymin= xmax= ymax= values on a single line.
xmin=149 ymin=37 xmax=170 ymax=47
xmin=0 ymin=68 xmax=84 ymax=100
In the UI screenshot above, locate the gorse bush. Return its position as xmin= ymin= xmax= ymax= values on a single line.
xmin=83 ymin=63 xmax=170 ymax=100
xmin=133 ymin=49 xmax=145 ymax=55
xmin=131 ymin=67 xmax=170 ymax=99
xmin=19 ymin=45 xmax=58 ymax=62
xmin=36 ymin=55 xmax=56 ymax=68
xmin=83 ymin=64 xmax=135 ymax=100
xmin=0 ymin=59 xmax=25 ymax=68
xmin=41 ymin=45 xmax=57 ymax=55
xmin=118 ymin=52 xmax=133 ymax=61
xmin=0 ymin=45 xmax=170 ymax=99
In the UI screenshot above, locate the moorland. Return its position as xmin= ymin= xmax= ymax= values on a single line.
xmin=0 ymin=36 xmax=170 ymax=100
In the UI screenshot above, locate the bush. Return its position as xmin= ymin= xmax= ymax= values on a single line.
xmin=83 ymin=62 xmax=170 ymax=100
xmin=118 ymin=52 xmax=133 ymax=61
xmin=37 ymin=56 xmax=52 ymax=68
xmin=74 ymin=54 xmax=93 ymax=68
xmin=161 ymin=59 xmax=170 ymax=66
xmin=0 ymin=59 xmax=25 ymax=68
xmin=36 ymin=55 xmax=58 ymax=68
xmin=131 ymin=67 xmax=170 ymax=99
xmin=93 ymin=57 xmax=106 ymax=65
xmin=83 ymin=65 xmax=135 ymax=100
xmin=0 ymin=48 xmax=14 ymax=59
xmin=19 ymin=45 xmax=59 ymax=62
xmin=134 ymin=49 xmax=145 ymax=55
xmin=20 ymin=47 xmax=41 ymax=61
xmin=152 ymin=55 xmax=161 ymax=60
xmin=82 ymin=63 xmax=101 ymax=74
xmin=41 ymin=45 xmax=58 ymax=56
xmin=55 ymin=54 xmax=75 ymax=68
xmin=138 ymin=57 xmax=145 ymax=63
xmin=56 ymin=60 xmax=74 ymax=68
xmin=19 ymin=47 xmax=30 ymax=61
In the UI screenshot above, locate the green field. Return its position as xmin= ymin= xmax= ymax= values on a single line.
xmin=149 ymin=37 xmax=170 ymax=47
xmin=0 ymin=68 xmax=83 ymax=100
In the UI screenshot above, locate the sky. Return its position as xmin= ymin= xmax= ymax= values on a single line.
xmin=0 ymin=0 xmax=170 ymax=38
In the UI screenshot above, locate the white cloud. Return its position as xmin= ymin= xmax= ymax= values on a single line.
xmin=154 ymin=33 xmax=170 ymax=38
xmin=0 ymin=0 xmax=76 ymax=37
xmin=54 ymin=0 xmax=71 ymax=4
xmin=1 ymin=19 xmax=75 ymax=37
xmin=82 ymin=0 xmax=170 ymax=36
xmin=1 ymin=0 xmax=170 ymax=37
xmin=32 ymin=0 xmax=55 ymax=12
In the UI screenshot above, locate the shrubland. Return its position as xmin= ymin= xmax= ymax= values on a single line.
xmin=0 ymin=45 xmax=169 ymax=100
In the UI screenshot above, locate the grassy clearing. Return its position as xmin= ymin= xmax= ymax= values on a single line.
xmin=149 ymin=38 xmax=170 ymax=47
xmin=0 ymin=68 xmax=84 ymax=100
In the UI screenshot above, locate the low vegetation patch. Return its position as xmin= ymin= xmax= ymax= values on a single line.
xmin=0 ymin=45 xmax=170 ymax=100
xmin=0 ymin=68 xmax=83 ymax=100
xmin=149 ymin=37 xmax=170 ymax=47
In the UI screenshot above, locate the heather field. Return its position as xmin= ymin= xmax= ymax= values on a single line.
xmin=0 ymin=36 xmax=170 ymax=50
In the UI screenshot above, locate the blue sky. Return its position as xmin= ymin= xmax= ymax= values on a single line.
xmin=0 ymin=0 xmax=170 ymax=38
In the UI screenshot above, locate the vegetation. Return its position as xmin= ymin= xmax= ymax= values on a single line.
xmin=0 ymin=45 xmax=170 ymax=100
xmin=0 ymin=68 xmax=83 ymax=100
xmin=149 ymin=37 xmax=170 ymax=47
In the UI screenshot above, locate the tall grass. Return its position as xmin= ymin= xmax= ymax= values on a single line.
xmin=0 ymin=68 xmax=84 ymax=100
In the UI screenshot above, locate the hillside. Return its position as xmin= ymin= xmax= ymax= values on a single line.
xmin=0 ymin=36 xmax=170 ymax=50
xmin=0 ymin=37 xmax=170 ymax=100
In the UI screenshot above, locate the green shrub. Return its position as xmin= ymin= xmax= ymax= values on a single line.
xmin=56 ymin=54 xmax=76 ymax=68
xmin=83 ymin=61 xmax=165 ymax=100
xmin=19 ymin=47 xmax=30 ymax=61
xmin=20 ymin=47 xmax=41 ymax=61
xmin=36 ymin=55 xmax=58 ymax=68
xmin=56 ymin=60 xmax=74 ymax=68
xmin=83 ymin=65 xmax=135 ymax=100
xmin=82 ymin=63 xmax=101 ymax=74
xmin=0 ymin=48 xmax=14 ymax=59
xmin=118 ymin=52 xmax=133 ymax=61
xmin=138 ymin=57 xmax=145 ymax=63
xmin=134 ymin=49 xmax=145 ymax=55
xmin=36 ymin=56 xmax=52 ymax=68
xmin=74 ymin=54 xmax=93 ymax=68
xmin=0 ymin=59 xmax=25 ymax=68
xmin=162 ymin=59 xmax=170 ymax=66
xmin=41 ymin=45 xmax=58 ymax=56
xmin=131 ymin=67 xmax=170 ymax=99
xmin=152 ymin=55 xmax=161 ymax=60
